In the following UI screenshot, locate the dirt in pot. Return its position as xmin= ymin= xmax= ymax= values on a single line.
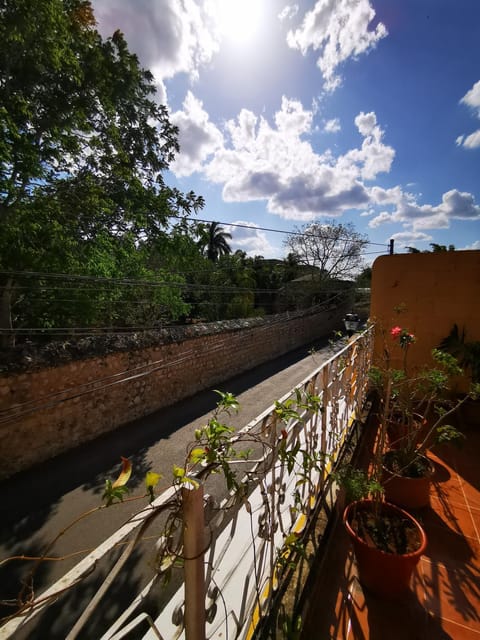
xmin=350 ymin=508 xmax=421 ymax=554
xmin=383 ymin=449 xmax=432 ymax=478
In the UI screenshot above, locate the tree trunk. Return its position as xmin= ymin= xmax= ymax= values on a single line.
xmin=0 ymin=277 xmax=15 ymax=348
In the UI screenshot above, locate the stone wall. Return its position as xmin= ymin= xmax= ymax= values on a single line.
xmin=0 ymin=304 xmax=346 ymax=479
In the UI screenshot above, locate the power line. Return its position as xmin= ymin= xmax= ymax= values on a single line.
xmin=1 ymin=294 xmax=350 ymax=333
xmin=173 ymin=214 xmax=390 ymax=248
xmin=0 ymin=273 xmax=285 ymax=295
xmin=0 ymin=268 xmax=376 ymax=294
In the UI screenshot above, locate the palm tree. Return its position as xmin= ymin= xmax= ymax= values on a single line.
xmin=199 ymin=221 xmax=232 ymax=262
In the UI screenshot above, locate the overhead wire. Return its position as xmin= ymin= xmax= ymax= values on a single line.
xmin=170 ymin=214 xmax=390 ymax=248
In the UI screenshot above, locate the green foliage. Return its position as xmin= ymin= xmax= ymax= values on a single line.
xmin=274 ymin=398 xmax=302 ymax=424
xmin=102 ymin=479 xmax=129 ymax=506
xmin=434 ymin=424 xmax=466 ymax=447
xmin=188 ymin=391 xmax=245 ymax=491
xmin=373 ymin=318 xmax=476 ymax=477
xmin=334 ymin=465 xmax=383 ymax=504
xmin=0 ymin=0 xmax=204 ymax=339
xmin=213 ymin=389 xmax=240 ymax=414
xmin=355 ymin=266 xmax=372 ymax=287
xmin=439 ymin=324 xmax=480 ymax=383
xmin=276 ymin=390 xmax=326 ymax=488
xmin=197 ymin=222 xmax=232 ymax=262
xmin=278 ymin=605 xmax=302 ymax=640
xmin=172 ymin=464 xmax=199 ymax=490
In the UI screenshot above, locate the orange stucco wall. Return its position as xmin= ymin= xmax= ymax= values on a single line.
xmin=370 ymin=250 xmax=480 ymax=385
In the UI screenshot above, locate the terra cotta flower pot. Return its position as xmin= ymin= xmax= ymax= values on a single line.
xmin=382 ymin=452 xmax=435 ymax=509
xmin=343 ymin=500 xmax=427 ymax=598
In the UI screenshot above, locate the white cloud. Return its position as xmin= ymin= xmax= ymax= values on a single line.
xmin=286 ymin=0 xmax=387 ymax=92
xmin=439 ymin=189 xmax=480 ymax=218
xmin=170 ymin=91 xmax=224 ymax=176
xmin=225 ymin=222 xmax=278 ymax=258
xmin=199 ymin=100 xmax=395 ymax=220
xmin=279 ymin=4 xmax=299 ymax=22
xmin=368 ymin=211 xmax=394 ymax=228
xmin=376 ymin=188 xmax=480 ymax=231
xmin=457 ymin=130 xmax=480 ymax=149
xmin=462 ymin=240 xmax=480 ymax=250
xmin=369 ymin=185 xmax=405 ymax=206
xmin=457 ymin=79 xmax=480 ymax=149
xmin=324 ymin=118 xmax=341 ymax=133
xmin=169 ymin=98 xmax=398 ymax=222
xmin=274 ymin=96 xmax=314 ymax=136
xmin=390 ymin=231 xmax=433 ymax=248
xmin=338 ymin=112 xmax=395 ymax=180
xmin=461 ymin=80 xmax=480 ymax=113
xmin=354 ymin=111 xmax=377 ymax=137
xmin=92 ymin=0 xmax=220 ymax=101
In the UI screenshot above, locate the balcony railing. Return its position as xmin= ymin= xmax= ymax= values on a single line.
xmin=1 ymin=328 xmax=374 ymax=640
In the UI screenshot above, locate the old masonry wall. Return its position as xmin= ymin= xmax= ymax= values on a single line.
xmin=0 ymin=304 xmax=347 ymax=480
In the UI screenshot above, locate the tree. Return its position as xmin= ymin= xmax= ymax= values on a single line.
xmin=406 ymin=244 xmax=455 ymax=254
xmin=355 ymin=266 xmax=372 ymax=287
xmin=430 ymin=243 xmax=455 ymax=253
xmin=198 ymin=222 xmax=232 ymax=262
xmin=283 ymin=221 xmax=369 ymax=283
xmin=0 ymin=0 xmax=204 ymax=343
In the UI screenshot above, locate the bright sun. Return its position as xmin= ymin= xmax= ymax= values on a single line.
xmin=217 ymin=0 xmax=264 ymax=44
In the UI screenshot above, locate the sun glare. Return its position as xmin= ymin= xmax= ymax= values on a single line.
xmin=217 ymin=0 xmax=264 ymax=44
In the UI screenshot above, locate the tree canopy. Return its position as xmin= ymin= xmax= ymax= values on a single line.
xmin=0 ymin=0 xmax=204 ymax=341
xmin=0 ymin=1 xmax=360 ymax=346
xmin=283 ymin=221 xmax=368 ymax=283
xmin=197 ymin=222 xmax=233 ymax=262
xmin=406 ymin=244 xmax=456 ymax=254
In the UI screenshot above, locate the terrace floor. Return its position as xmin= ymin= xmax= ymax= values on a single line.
xmin=300 ymin=419 xmax=480 ymax=639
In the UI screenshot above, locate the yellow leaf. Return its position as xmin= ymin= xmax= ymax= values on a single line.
xmin=173 ymin=465 xmax=185 ymax=478
xmin=145 ymin=471 xmax=162 ymax=490
xmin=189 ymin=447 xmax=207 ymax=464
xmin=112 ymin=456 xmax=132 ymax=488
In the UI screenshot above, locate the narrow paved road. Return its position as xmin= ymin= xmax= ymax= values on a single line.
xmin=0 ymin=336 xmax=337 ymax=638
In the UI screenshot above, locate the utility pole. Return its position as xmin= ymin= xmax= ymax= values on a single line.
xmin=389 ymin=239 xmax=394 ymax=255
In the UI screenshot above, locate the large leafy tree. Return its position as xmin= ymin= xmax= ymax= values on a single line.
xmin=0 ymin=0 xmax=204 ymax=342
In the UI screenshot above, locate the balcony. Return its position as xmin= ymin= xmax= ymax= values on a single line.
xmin=1 ymin=324 xmax=479 ymax=640
xmin=1 ymin=330 xmax=374 ymax=639
xmin=300 ymin=412 xmax=480 ymax=639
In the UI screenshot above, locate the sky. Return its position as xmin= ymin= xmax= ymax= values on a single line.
xmin=91 ymin=0 xmax=480 ymax=262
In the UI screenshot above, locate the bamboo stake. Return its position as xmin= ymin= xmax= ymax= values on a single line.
xmin=182 ymin=485 xmax=206 ymax=640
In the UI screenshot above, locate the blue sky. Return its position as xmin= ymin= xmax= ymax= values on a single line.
xmin=92 ymin=0 xmax=480 ymax=261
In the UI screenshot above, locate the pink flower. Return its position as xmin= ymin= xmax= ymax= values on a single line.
xmin=390 ymin=326 xmax=402 ymax=339
xmin=391 ymin=325 xmax=416 ymax=348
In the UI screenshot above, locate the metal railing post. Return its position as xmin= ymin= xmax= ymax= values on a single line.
xmin=182 ymin=484 xmax=206 ymax=640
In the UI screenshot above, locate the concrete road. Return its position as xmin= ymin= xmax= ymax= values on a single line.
xmin=0 ymin=336 xmax=337 ymax=638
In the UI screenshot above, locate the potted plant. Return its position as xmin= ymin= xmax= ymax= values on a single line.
xmin=337 ymin=464 xmax=427 ymax=598
xmin=439 ymin=324 xmax=480 ymax=427
xmin=370 ymin=324 xmax=476 ymax=509
xmin=439 ymin=324 xmax=480 ymax=384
